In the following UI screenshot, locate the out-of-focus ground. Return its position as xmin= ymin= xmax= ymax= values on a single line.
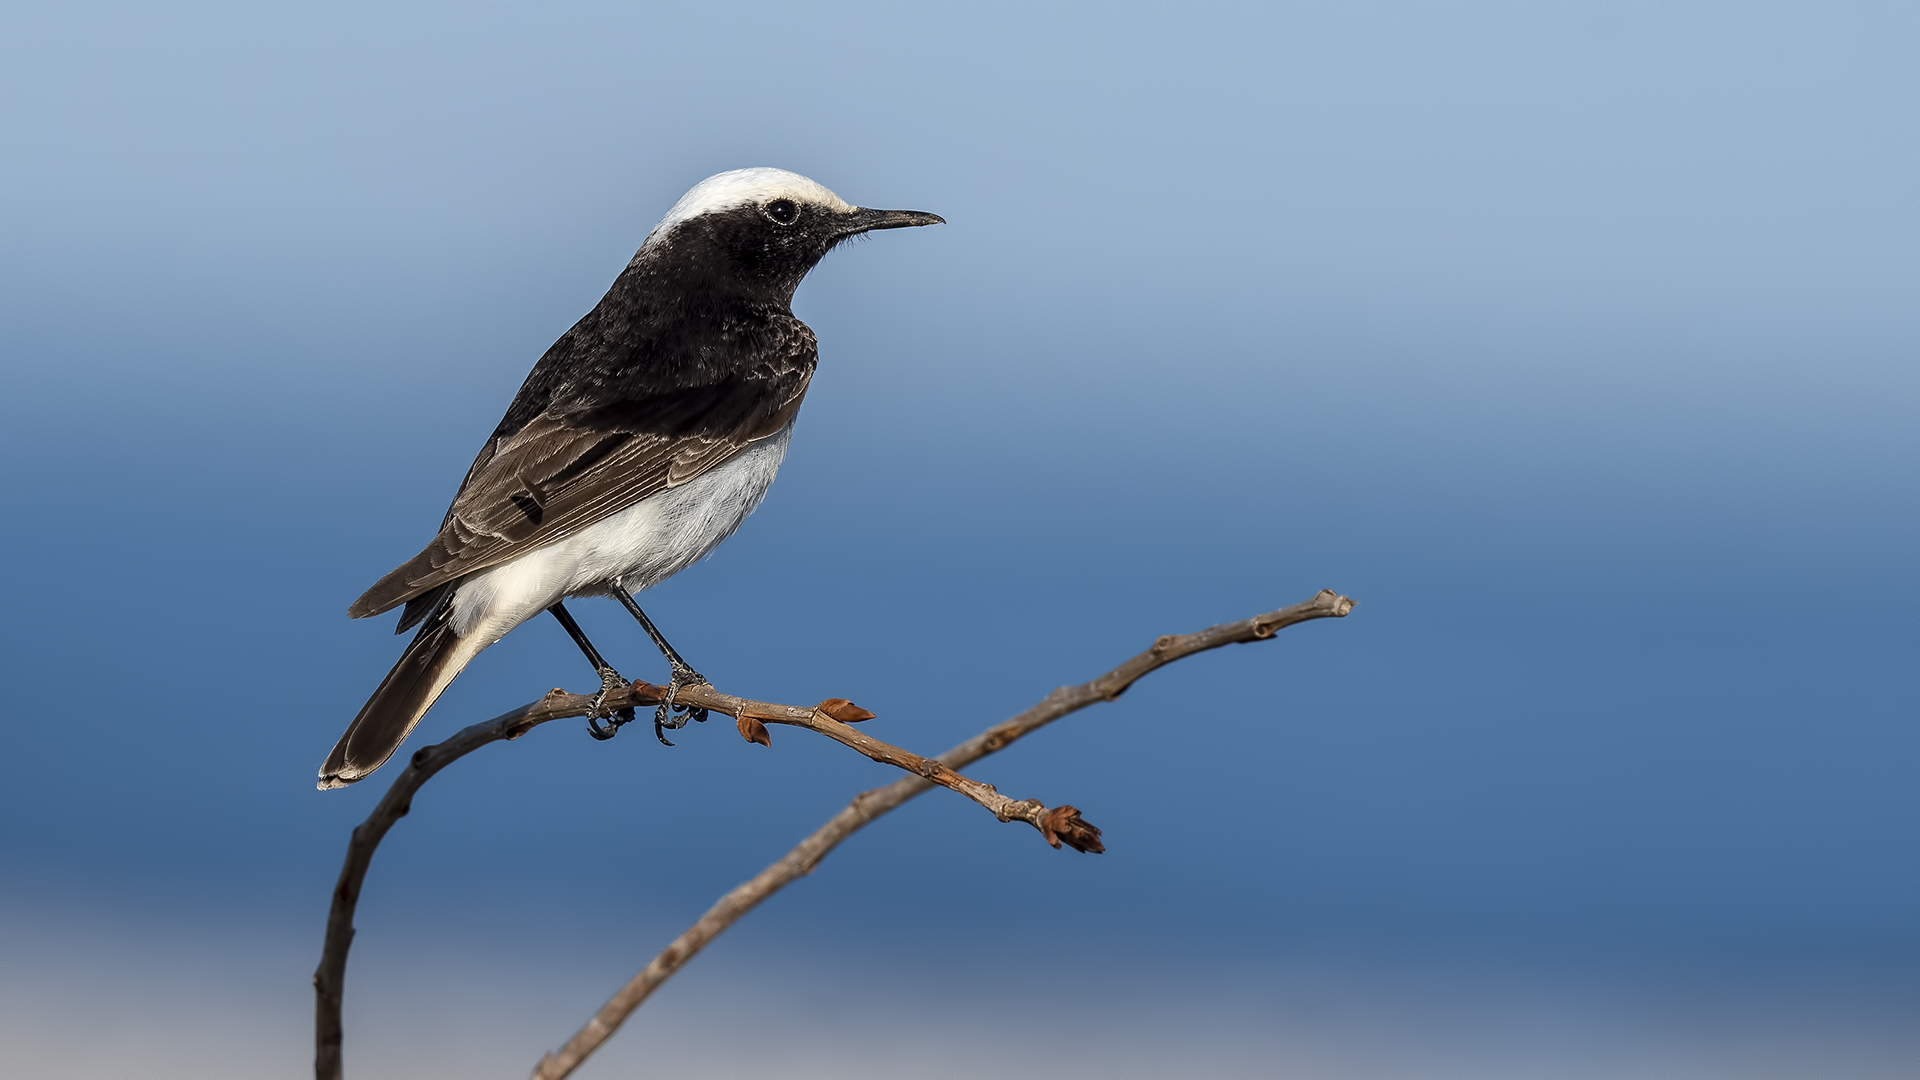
xmin=5 ymin=904 xmax=1916 ymax=1079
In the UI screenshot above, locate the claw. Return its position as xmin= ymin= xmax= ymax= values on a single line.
xmin=651 ymin=663 xmax=711 ymax=746
xmin=588 ymin=707 xmax=636 ymax=741
xmin=585 ymin=667 xmax=635 ymax=741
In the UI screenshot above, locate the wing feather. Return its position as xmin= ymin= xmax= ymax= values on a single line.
xmin=349 ymin=333 xmax=813 ymax=620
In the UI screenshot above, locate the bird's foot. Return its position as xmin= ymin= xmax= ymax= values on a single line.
xmin=652 ymin=663 xmax=711 ymax=746
xmin=586 ymin=667 xmax=636 ymax=741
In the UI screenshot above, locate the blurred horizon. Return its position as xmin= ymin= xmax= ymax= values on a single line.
xmin=2 ymin=1 xmax=1916 ymax=1076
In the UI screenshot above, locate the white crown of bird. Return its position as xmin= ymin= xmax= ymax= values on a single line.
xmin=647 ymin=168 xmax=852 ymax=243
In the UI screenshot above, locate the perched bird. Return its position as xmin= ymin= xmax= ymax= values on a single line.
xmin=319 ymin=168 xmax=943 ymax=790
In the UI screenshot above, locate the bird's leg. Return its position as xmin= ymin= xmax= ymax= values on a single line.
xmin=612 ymin=588 xmax=710 ymax=746
xmin=547 ymin=602 xmax=635 ymax=741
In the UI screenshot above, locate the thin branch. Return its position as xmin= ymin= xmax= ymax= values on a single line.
xmin=678 ymin=685 xmax=1103 ymax=850
xmin=314 ymin=676 xmax=1089 ymax=1079
xmin=315 ymin=689 xmax=592 ymax=1080
xmin=529 ymin=589 xmax=1355 ymax=1080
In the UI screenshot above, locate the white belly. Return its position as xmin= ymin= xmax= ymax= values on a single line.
xmin=447 ymin=422 xmax=792 ymax=644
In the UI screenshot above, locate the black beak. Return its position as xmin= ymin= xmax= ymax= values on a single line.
xmin=839 ymin=207 xmax=945 ymax=236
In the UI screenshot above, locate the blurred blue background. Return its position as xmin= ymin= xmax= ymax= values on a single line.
xmin=2 ymin=2 xmax=1915 ymax=1076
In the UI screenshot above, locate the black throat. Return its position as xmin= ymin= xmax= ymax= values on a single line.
xmin=487 ymin=204 xmax=842 ymax=443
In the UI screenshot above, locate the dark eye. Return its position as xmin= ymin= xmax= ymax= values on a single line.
xmin=765 ymin=198 xmax=799 ymax=225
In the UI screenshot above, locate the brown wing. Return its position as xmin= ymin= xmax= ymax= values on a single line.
xmin=349 ymin=360 xmax=811 ymax=620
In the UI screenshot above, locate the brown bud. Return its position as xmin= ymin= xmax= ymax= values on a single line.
xmin=1040 ymin=805 xmax=1105 ymax=854
xmin=816 ymin=698 xmax=876 ymax=723
xmin=736 ymin=714 xmax=772 ymax=747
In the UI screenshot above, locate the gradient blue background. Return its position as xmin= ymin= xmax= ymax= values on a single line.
xmin=2 ymin=2 xmax=1915 ymax=1076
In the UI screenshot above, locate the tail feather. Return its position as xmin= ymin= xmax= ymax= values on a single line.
xmin=319 ymin=605 xmax=480 ymax=790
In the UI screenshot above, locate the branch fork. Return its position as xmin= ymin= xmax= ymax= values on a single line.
xmin=314 ymin=589 xmax=1355 ymax=1080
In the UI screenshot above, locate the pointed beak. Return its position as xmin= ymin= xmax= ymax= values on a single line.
xmin=839 ymin=207 xmax=945 ymax=236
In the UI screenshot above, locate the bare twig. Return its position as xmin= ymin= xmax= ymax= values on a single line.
xmin=315 ymin=689 xmax=595 ymax=1080
xmin=677 ymin=684 xmax=1103 ymax=850
xmin=529 ymin=589 xmax=1355 ymax=1080
xmin=314 ymin=677 xmax=1089 ymax=1079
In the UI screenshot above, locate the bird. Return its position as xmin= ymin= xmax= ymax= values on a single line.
xmin=318 ymin=168 xmax=943 ymax=790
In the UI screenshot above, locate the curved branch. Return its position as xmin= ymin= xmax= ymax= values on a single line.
xmin=314 ymin=689 xmax=594 ymax=1080
xmin=314 ymin=673 xmax=1095 ymax=1078
xmin=529 ymin=589 xmax=1355 ymax=1080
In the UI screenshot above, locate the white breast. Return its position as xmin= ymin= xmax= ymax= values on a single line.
xmin=448 ymin=423 xmax=793 ymax=644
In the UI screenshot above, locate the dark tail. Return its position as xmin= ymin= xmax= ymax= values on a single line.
xmin=318 ymin=605 xmax=479 ymax=790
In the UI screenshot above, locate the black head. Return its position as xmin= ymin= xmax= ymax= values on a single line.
xmin=635 ymin=168 xmax=943 ymax=304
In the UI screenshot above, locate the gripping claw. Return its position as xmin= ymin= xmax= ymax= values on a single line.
xmin=584 ymin=667 xmax=635 ymax=741
xmin=651 ymin=663 xmax=710 ymax=746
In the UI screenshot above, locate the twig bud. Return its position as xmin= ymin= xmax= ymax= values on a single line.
xmin=736 ymin=714 xmax=772 ymax=747
xmin=1039 ymin=805 xmax=1105 ymax=853
xmin=816 ymin=698 xmax=876 ymax=723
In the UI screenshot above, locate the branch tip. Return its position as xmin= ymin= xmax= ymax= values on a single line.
xmin=1040 ymin=805 xmax=1104 ymax=853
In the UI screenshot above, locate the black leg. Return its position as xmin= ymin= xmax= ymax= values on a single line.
xmin=547 ymin=602 xmax=635 ymax=740
xmin=611 ymin=589 xmax=710 ymax=745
